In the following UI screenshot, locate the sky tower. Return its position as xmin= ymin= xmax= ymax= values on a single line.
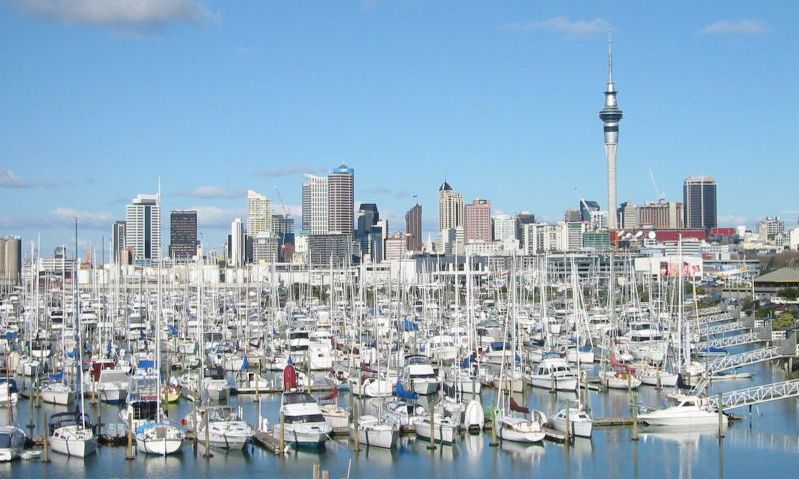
xmin=599 ymin=33 xmax=623 ymax=230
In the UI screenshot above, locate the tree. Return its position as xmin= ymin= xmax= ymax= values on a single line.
xmin=778 ymin=287 xmax=799 ymax=301
xmin=773 ymin=311 xmax=796 ymax=331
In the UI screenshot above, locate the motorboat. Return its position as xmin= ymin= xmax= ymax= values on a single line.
xmin=194 ymin=406 xmax=253 ymax=450
xmin=525 ymin=355 xmax=579 ymax=392
xmin=402 ymin=355 xmax=439 ymax=395
xmin=0 ymin=425 xmax=26 ymax=462
xmin=463 ymin=399 xmax=485 ymax=434
xmin=639 ymin=395 xmax=727 ymax=427
xmin=275 ymin=390 xmax=333 ymax=449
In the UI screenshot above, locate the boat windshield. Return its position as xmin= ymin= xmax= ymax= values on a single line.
xmin=0 ymin=434 xmax=12 ymax=448
xmin=285 ymin=414 xmax=325 ymax=424
xmin=283 ymin=392 xmax=315 ymax=405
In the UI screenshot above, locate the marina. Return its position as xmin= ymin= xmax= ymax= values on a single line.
xmin=0 ymin=255 xmax=798 ymax=478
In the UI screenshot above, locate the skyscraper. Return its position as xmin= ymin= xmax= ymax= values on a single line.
xmin=125 ymin=193 xmax=161 ymax=265
xmin=230 ymin=217 xmax=246 ymax=267
xmin=599 ymin=35 xmax=623 ymax=230
xmin=247 ymin=190 xmax=272 ymax=237
xmin=438 ymin=181 xmax=464 ymax=231
xmin=302 ymin=174 xmax=328 ymax=234
xmin=357 ymin=203 xmax=379 ymax=256
xmin=169 ymin=210 xmax=197 ymax=261
xmin=0 ymin=236 xmax=21 ymax=285
xmin=112 ymin=220 xmax=126 ymax=265
xmin=683 ymin=175 xmax=717 ymax=229
xmin=328 ymin=164 xmax=354 ymax=236
xmin=405 ymin=203 xmax=422 ymax=252
xmin=465 ymin=199 xmax=492 ymax=243
xmin=493 ymin=214 xmax=516 ymax=242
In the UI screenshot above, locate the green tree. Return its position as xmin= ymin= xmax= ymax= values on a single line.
xmin=773 ymin=311 xmax=796 ymax=331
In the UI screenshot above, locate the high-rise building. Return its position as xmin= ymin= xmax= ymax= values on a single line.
xmin=438 ymin=181 xmax=464 ymax=232
xmin=493 ymin=214 xmax=516 ymax=242
xmin=112 ymin=221 xmax=126 ymax=265
xmin=169 ymin=210 xmax=197 ymax=262
xmin=125 ymin=193 xmax=162 ymax=265
xmin=757 ymin=217 xmax=785 ymax=241
xmin=0 ymin=236 xmax=21 ymax=285
xmin=563 ymin=209 xmax=582 ymax=223
xmin=683 ymin=175 xmax=717 ymax=229
xmin=385 ymin=232 xmax=407 ymax=261
xmin=328 ymin=164 xmax=354 ymax=235
xmin=405 ymin=203 xmax=422 ymax=252
xmin=639 ymin=201 xmax=683 ymax=229
xmin=465 ymin=199 xmax=492 ymax=243
xmin=579 ymin=200 xmax=600 ymax=223
xmin=308 ymin=233 xmax=351 ymax=267
xmin=619 ymin=202 xmax=639 ymax=229
xmin=271 ymin=214 xmax=295 ymax=244
xmin=230 ymin=218 xmax=246 ymax=267
xmin=357 ymin=203 xmax=379 ymax=256
xmin=302 ymin=175 xmax=328 ymax=234
xmin=515 ymin=212 xmax=536 ymax=243
xmin=247 ymin=190 xmax=272 ymax=237
xmin=599 ymin=34 xmax=623 ymax=230
xmin=253 ymin=232 xmax=279 ymax=263
xmin=370 ymin=219 xmax=388 ymax=263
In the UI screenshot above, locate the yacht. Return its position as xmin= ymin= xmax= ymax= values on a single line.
xmin=0 ymin=377 xmax=18 ymax=406
xmin=194 ymin=405 xmax=253 ymax=450
xmin=402 ymin=354 xmax=439 ymax=395
xmin=639 ymin=396 xmax=727 ymax=427
xmin=48 ymin=411 xmax=97 ymax=458
xmin=550 ymin=403 xmax=593 ymax=438
xmin=275 ymin=390 xmax=333 ymax=449
xmin=350 ymin=415 xmax=398 ymax=449
xmin=0 ymin=425 xmax=26 ymax=462
xmin=136 ymin=421 xmax=185 ymax=455
xmin=496 ymin=399 xmax=546 ymax=443
xmin=525 ymin=355 xmax=579 ymax=392
xmin=413 ymin=413 xmax=458 ymax=445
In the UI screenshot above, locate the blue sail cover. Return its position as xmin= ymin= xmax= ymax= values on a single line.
xmin=401 ymin=318 xmax=419 ymax=332
xmin=138 ymin=359 xmax=155 ymax=370
xmin=395 ymin=381 xmax=418 ymax=400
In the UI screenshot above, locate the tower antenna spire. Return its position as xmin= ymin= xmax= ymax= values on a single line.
xmin=608 ymin=30 xmax=613 ymax=84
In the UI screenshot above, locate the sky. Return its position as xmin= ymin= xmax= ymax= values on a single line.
xmin=1 ymin=0 xmax=797 ymax=258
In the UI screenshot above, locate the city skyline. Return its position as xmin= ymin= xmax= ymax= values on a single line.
xmin=1 ymin=2 xmax=796 ymax=255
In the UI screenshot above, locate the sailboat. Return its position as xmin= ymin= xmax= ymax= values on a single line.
xmin=49 ymin=225 xmax=97 ymax=458
xmin=134 ymin=260 xmax=184 ymax=456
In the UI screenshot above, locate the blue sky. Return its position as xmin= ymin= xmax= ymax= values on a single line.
xmin=1 ymin=1 xmax=797 ymax=257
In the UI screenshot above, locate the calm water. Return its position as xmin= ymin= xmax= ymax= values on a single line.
xmin=2 ymin=353 xmax=798 ymax=479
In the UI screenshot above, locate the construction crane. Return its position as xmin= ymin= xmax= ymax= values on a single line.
xmin=648 ymin=168 xmax=665 ymax=201
xmin=273 ymin=186 xmax=292 ymax=247
xmin=273 ymin=186 xmax=290 ymax=218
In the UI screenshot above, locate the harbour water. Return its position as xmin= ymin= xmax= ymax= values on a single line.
xmin=3 ymin=358 xmax=797 ymax=479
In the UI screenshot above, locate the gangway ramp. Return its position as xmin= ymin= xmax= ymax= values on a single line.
xmin=696 ymin=332 xmax=766 ymax=350
xmin=707 ymin=379 xmax=799 ymax=410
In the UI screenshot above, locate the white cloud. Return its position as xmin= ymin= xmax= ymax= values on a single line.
xmin=191 ymin=205 xmax=246 ymax=229
xmin=503 ymin=17 xmax=611 ymax=38
xmin=718 ymin=214 xmax=748 ymax=226
xmin=9 ymin=0 xmax=215 ymax=33
xmin=701 ymin=19 xmax=770 ymax=36
xmin=178 ymin=185 xmax=243 ymax=199
xmin=256 ymin=166 xmax=324 ymax=178
xmin=0 ymin=167 xmax=31 ymax=188
xmin=51 ymin=207 xmax=114 ymax=229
